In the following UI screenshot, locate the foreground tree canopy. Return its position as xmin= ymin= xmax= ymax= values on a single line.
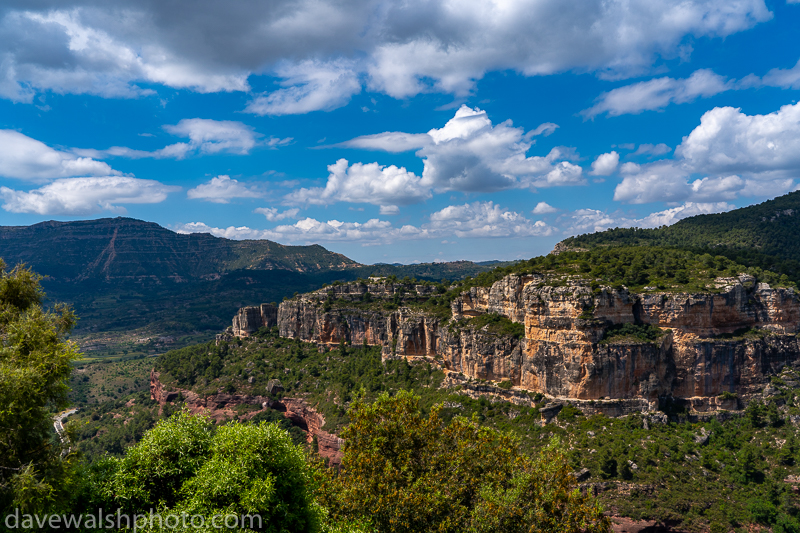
xmin=319 ymin=390 xmax=610 ymax=533
xmin=0 ymin=261 xmax=79 ymax=513
xmin=64 ymin=394 xmax=607 ymax=533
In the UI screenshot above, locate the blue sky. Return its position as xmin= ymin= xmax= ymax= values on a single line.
xmin=2 ymin=1 xmax=800 ymax=265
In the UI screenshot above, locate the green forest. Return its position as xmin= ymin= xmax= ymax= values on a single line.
xmin=559 ymin=190 xmax=800 ymax=285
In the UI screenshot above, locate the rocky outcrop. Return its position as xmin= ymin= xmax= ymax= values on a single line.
xmin=150 ymin=369 xmax=343 ymax=465
xmin=232 ymin=303 xmax=278 ymax=337
xmin=280 ymin=399 xmax=344 ymax=466
xmin=241 ymin=274 xmax=800 ymax=413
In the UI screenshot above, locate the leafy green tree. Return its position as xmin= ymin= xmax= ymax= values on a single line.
xmin=106 ymin=410 xmax=323 ymax=532
xmin=320 ymin=391 xmax=609 ymax=533
xmin=108 ymin=411 xmax=213 ymax=511
xmin=0 ymin=262 xmax=80 ymax=513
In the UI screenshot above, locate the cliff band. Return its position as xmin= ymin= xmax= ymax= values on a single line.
xmin=233 ymin=273 xmax=800 ymax=414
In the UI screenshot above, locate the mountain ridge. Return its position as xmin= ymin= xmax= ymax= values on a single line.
xmin=0 ymin=216 xmax=360 ymax=283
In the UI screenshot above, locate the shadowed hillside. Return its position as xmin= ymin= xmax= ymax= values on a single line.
xmin=0 ymin=217 xmax=358 ymax=282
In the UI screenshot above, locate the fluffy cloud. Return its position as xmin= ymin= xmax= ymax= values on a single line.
xmin=186 ymin=175 xmax=262 ymax=203
xmin=336 ymin=132 xmax=432 ymax=153
xmin=0 ymin=10 xmax=247 ymax=102
xmin=532 ymin=202 xmax=558 ymax=214
xmin=338 ymin=106 xmax=582 ymax=198
xmin=758 ymin=59 xmax=800 ymax=90
xmin=379 ymin=205 xmax=400 ymax=215
xmin=428 ymin=202 xmax=554 ymax=238
xmin=614 ymin=102 xmax=800 ymax=204
xmin=0 ymin=130 xmax=119 ymax=181
xmin=286 ymin=159 xmax=430 ymax=206
xmin=173 ymin=222 xmax=265 ymax=240
xmin=0 ymin=177 xmax=178 ymax=215
xmin=562 ymin=209 xmax=621 ymax=235
xmin=562 ymin=201 xmax=734 ymax=234
xmin=676 ymin=103 xmax=800 ymax=176
xmin=635 ymin=202 xmax=735 ymax=227
xmin=0 ymin=1 xmax=772 ymax=109
xmin=582 ymin=69 xmax=732 ymax=118
xmin=77 ymin=119 xmax=277 ymax=160
xmin=590 ymin=152 xmax=619 ymax=175
xmin=176 ymin=218 xmax=426 ymax=245
xmin=614 ymin=161 xmax=696 ymax=203
xmin=254 ymin=207 xmax=300 ymax=221
xmin=177 ymin=201 xmax=551 ymax=245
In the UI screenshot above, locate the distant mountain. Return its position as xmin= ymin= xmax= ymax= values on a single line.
xmin=0 ymin=217 xmax=508 ymax=359
xmin=558 ymin=191 xmax=800 ymax=280
xmin=0 ymin=217 xmax=359 ymax=283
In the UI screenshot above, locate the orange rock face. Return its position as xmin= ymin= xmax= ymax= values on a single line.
xmin=267 ymin=275 xmax=800 ymax=409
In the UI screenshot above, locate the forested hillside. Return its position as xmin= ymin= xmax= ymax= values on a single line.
xmin=560 ymin=191 xmax=800 ymax=282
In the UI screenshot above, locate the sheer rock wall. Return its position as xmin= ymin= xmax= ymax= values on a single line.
xmin=242 ymin=275 xmax=800 ymax=410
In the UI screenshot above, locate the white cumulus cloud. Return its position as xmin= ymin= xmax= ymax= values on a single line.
xmin=338 ymin=106 xmax=582 ymax=196
xmin=75 ymin=119 xmax=283 ymax=160
xmin=429 ymin=201 xmax=554 ymax=238
xmin=613 ymin=102 xmax=800 ymax=204
xmin=254 ymin=207 xmax=300 ymax=221
xmin=0 ymin=130 xmax=120 ymax=181
xmin=676 ymin=103 xmax=800 ymax=176
xmin=635 ymin=202 xmax=735 ymax=227
xmin=533 ymin=202 xmax=558 ymax=214
xmin=0 ymin=177 xmax=178 ymax=215
xmin=590 ymin=152 xmax=619 ymax=176
xmin=759 ymin=59 xmax=800 ymax=90
xmin=633 ymin=143 xmax=672 ymax=157
xmin=379 ymin=205 xmax=400 ymax=215
xmin=246 ymin=60 xmax=362 ymax=115
xmin=561 ymin=201 xmax=734 ymax=234
xmin=285 ymin=159 xmax=430 ymax=206
xmin=177 ymin=201 xmax=553 ymax=245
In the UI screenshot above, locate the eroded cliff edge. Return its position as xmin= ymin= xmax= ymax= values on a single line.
xmin=150 ymin=369 xmax=344 ymax=465
xmin=236 ymin=272 xmax=800 ymax=414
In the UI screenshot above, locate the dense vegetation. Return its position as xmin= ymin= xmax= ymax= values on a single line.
xmin=465 ymin=313 xmax=526 ymax=339
xmin=320 ymin=391 xmax=608 ymax=533
xmin=53 ymin=394 xmax=605 ymax=533
xmin=0 ymin=261 xmax=81 ymax=514
xmin=599 ymin=323 xmax=664 ymax=344
xmin=560 ymin=191 xmax=800 ymax=285
xmin=154 ymin=328 xmax=444 ymax=430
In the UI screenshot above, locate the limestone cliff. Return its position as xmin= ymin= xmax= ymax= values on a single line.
xmin=232 ymin=303 xmax=278 ymax=337
xmin=236 ymin=273 xmax=800 ymax=413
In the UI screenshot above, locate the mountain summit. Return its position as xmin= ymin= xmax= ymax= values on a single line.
xmin=0 ymin=217 xmax=359 ymax=283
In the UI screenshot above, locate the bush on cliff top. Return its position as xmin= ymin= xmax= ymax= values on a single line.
xmin=465 ymin=313 xmax=525 ymax=339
